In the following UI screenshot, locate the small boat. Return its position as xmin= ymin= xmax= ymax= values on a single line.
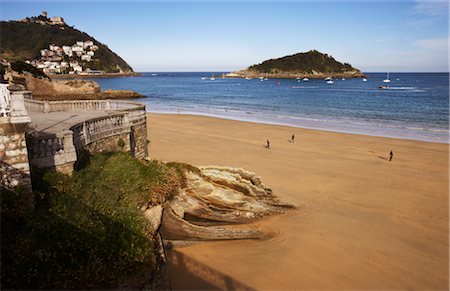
xmin=362 ymin=78 xmax=367 ymax=82
xmin=245 ymin=77 xmax=252 ymax=80
xmin=325 ymin=77 xmax=332 ymax=81
xmin=201 ymin=77 xmax=207 ymax=80
xmin=327 ymin=80 xmax=334 ymax=84
xmin=264 ymin=78 xmax=268 ymax=80
xmin=383 ymin=72 xmax=391 ymax=83
xmin=210 ymin=74 xmax=215 ymax=81
xmin=303 ymin=77 xmax=309 ymax=81
xmin=379 ymin=85 xmax=389 ymax=89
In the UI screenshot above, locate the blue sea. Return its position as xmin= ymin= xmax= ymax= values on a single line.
xmin=92 ymin=72 xmax=449 ymax=143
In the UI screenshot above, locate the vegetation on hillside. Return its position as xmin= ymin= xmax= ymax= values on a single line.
xmin=10 ymin=61 xmax=49 ymax=79
xmin=0 ymin=21 xmax=133 ymax=73
xmin=248 ymin=50 xmax=359 ymax=74
xmin=1 ymin=152 xmax=183 ymax=289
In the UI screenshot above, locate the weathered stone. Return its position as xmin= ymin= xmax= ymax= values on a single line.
xmin=6 ymin=149 xmax=22 ymax=157
xmin=143 ymin=205 xmax=163 ymax=232
xmin=6 ymin=142 xmax=18 ymax=150
xmin=161 ymin=166 xmax=295 ymax=241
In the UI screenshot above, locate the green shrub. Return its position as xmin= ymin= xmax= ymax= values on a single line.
xmin=1 ymin=152 xmax=183 ymax=289
xmin=117 ymin=138 xmax=125 ymax=149
xmin=10 ymin=60 xmax=48 ymax=79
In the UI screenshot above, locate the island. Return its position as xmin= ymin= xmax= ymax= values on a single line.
xmin=228 ymin=50 xmax=365 ymax=79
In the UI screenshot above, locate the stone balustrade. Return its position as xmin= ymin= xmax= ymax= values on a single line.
xmin=0 ymin=84 xmax=11 ymax=117
xmin=24 ymin=99 xmax=145 ymax=113
xmin=24 ymin=98 xmax=148 ymax=173
xmin=27 ymin=130 xmax=77 ymax=172
xmin=71 ymin=113 xmax=129 ymax=149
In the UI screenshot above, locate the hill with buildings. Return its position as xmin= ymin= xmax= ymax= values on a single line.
xmin=0 ymin=11 xmax=134 ymax=75
xmin=228 ymin=50 xmax=365 ymax=79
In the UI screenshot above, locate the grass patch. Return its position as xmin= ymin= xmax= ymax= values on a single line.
xmin=1 ymin=152 xmax=183 ymax=289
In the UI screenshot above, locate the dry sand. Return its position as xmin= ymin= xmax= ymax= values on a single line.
xmin=147 ymin=113 xmax=449 ymax=290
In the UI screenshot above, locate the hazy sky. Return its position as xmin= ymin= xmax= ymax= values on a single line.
xmin=0 ymin=0 xmax=448 ymax=72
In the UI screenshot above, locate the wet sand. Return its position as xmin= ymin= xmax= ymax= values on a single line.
xmin=147 ymin=113 xmax=449 ymax=290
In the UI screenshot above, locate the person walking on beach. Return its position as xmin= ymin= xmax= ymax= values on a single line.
xmin=389 ymin=150 xmax=393 ymax=162
xmin=267 ymin=139 xmax=270 ymax=149
xmin=291 ymin=134 xmax=295 ymax=143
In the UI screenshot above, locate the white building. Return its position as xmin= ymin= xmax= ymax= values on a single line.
xmin=73 ymin=65 xmax=82 ymax=73
xmin=49 ymin=16 xmax=64 ymax=25
xmin=71 ymin=45 xmax=84 ymax=52
xmin=84 ymin=41 xmax=94 ymax=48
xmin=81 ymin=55 xmax=91 ymax=62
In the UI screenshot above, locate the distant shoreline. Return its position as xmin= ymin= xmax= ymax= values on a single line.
xmin=49 ymin=72 xmax=141 ymax=79
xmin=144 ymin=110 xmax=449 ymax=144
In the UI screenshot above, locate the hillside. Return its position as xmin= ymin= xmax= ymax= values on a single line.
xmin=0 ymin=19 xmax=133 ymax=74
xmin=229 ymin=50 xmax=365 ymax=79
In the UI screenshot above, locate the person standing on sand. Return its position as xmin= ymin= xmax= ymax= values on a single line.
xmin=389 ymin=150 xmax=393 ymax=162
xmin=267 ymin=139 xmax=270 ymax=149
xmin=291 ymin=134 xmax=295 ymax=143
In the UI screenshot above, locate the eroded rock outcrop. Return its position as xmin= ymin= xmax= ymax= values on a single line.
xmin=160 ymin=166 xmax=295 ymax=241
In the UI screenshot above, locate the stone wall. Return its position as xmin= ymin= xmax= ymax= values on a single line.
xmin=85 ymin=132 xmax=131 ymax=154
xmin=131 ymin=123 xmax=148 ymax=158
xmin=0 ymin=129 xmax=31 ymax=189
xmin=0 ymin=86 xmax=32 ymax=191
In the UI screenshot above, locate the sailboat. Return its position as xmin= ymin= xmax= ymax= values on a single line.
xmin=210 ymin=74 xmax=215 ymax=81
xmin=383 ymin=72 xmax=391 ymax=83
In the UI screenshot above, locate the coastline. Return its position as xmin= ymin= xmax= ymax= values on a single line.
xmin=147 ymin=112 xmax=449 ymax=290
xmin=48 ymin=72 xmax=141 ymax=79
xmin=146 ymin=110 xmax=449 ymax=144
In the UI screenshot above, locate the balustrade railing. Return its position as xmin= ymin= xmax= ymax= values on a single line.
xmin=71 ymin=113 xmax=129 ymax=147
xmin=25 ymin=98 xmax=147 ymax=172
xmin=24 ymin=99 xmax=144 ymax=113
xmin=0 ymin=84 xmax=11 ymax=117
xmin=27 ymin=130 xmax=77 ymax=169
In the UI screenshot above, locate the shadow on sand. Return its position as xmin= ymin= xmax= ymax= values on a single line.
xmin=377 ymin=155 xmax=388 ymax=161
xmin=166 ymin=248 xmax=256 ymax=291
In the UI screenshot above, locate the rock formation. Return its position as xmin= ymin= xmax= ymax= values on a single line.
xmin=160 ymin=166 xmax=295 ymax=241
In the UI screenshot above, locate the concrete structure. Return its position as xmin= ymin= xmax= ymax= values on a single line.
xmin=24 ymin=98 xmax=148 ymax=174
xmin=2 ymin=86 xmax=148 ymax=191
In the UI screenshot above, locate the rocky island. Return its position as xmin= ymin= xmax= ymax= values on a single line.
xmin=228 ymin=50 xmax=365 ymax=79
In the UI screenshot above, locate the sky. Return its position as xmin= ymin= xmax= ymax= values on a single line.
xmin=0 ymin=0 xmax=448 ymax=72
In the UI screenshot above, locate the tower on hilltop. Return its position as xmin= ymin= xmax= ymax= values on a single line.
xmin=42 ymin=10 xmax=47 ymax=18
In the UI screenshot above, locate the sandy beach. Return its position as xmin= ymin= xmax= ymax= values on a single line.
xmin=147 ymin=113 xmax=449 ymax=290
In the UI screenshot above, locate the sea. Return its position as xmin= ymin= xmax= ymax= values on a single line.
xmin=91 ymin=72 xmax=449 ymax=143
